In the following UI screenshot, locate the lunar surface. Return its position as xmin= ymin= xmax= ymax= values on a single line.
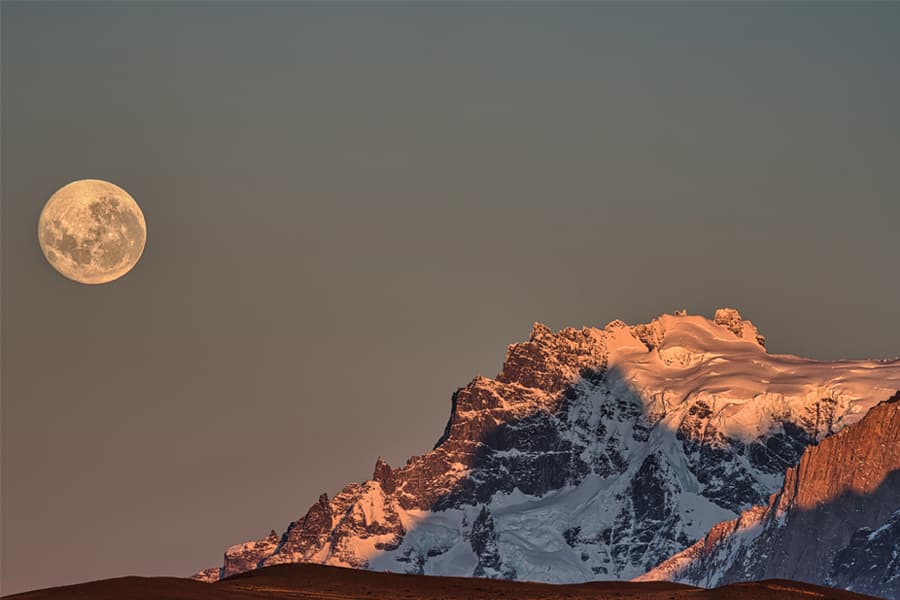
xmin=38 ymin=179 xmax=146 ymax=284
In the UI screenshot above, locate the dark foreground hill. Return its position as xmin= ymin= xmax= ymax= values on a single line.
xmin=3 ymin=563 xmax=883 ymax=600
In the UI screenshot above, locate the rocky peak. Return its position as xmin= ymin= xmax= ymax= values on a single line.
xmin=632 ymin=318 xmax=666 ymax=351
xmin=713 ymin=307 xmax=766 ymax=347
xmin=528 ymin=322 xmax=553 ymax=342
xmin=604 ymin=319 xmax=630 ymax=330
xmin=497 ymin=323 xmax=606 ymax=393
xmin=713 ymin=308 xmax=745 ymax=336
xmin=373 ymin=457 xmax=395 ymax=494
xmin=218 ymin=529 xmax=282 ymax=579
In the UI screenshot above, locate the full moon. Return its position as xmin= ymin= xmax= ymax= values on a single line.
xmin=38 ymin=179 xmax=147 ymax=285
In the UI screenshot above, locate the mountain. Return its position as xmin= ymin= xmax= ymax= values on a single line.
xmin=638 ymin=393 xmax=900 ymax=599
xmin=194 ymin=309 xmax=900 ymax=586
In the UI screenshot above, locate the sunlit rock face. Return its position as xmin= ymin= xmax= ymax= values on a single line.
xmin=195 ymin=309 xmax=900 ymax=587
xmin=639 ymin=393 xmax=900 ymax=600
xmin=223 ymin=530 xmax=280 ymax=578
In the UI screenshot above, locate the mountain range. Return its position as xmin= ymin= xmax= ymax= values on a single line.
xmin=193 ymin=309 xmax=900 ymax=598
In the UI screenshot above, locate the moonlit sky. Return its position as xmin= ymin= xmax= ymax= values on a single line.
xmin=2 ymin=1 xmax=899 ymax=594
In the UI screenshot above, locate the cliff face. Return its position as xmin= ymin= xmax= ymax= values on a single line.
xmin=639 ymin=393 xmax=900 ymax=599
xmin=194 ymin=310 xmax=900 ymax=586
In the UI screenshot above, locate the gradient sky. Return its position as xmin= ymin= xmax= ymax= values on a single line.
xmin=2 ymin=1 xmax=899 ymax=595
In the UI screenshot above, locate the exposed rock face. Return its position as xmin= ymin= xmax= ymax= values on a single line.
xmin=193 ymin=529 xmax=282 ymax=582
xmin=373 ymin=457 xmax=395 ymax=494
xmin=496 ymin=322 xmax=607 ymax=393
xmin=222 ymin=530 xmax=280 ymax=579
xmin=713 ymin=307 xmax=766 ymax=347
xmin=192 ymin=567 xmax=221 ymax=584
xmin=639 ymin=394 xmax=900 ymax=600
xmin=194 ymin=310 xmax=900 ymax=586
xmin=830 ymin=508 xmax=900 ymax=598
xmin=470 ymin=506 xmax=513 ymax=579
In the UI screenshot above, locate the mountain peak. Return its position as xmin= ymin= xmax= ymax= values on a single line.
xmin=373 ymin=457 xmax=395 ymax=494
xmin=529 ymin=322 xmax=553 ymax=341
xmin=713 ymin=307 xmax=766 ymax=347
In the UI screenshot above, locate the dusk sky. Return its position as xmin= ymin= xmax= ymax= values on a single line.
xmin=2 ymin=2 xmax=899 ymax=595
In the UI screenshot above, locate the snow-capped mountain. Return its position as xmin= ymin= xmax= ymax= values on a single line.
xmin=638 ymin=393 xmax=900 ymax=600
xmin=194 ymin=309 xmax=900 ymax=586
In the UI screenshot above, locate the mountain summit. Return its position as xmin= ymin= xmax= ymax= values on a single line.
xmin=194 ymin=309 xmax=900 ymax=592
